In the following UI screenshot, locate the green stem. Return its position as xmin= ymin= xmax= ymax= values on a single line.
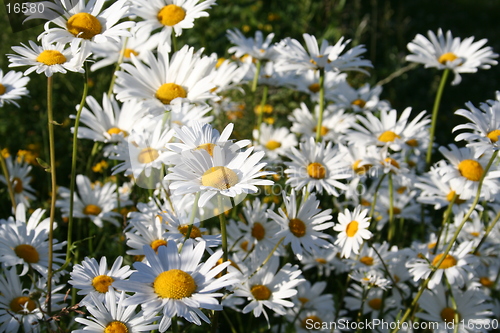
xmin=425 ymin=69 xmax=450 ymax=169
xmin=387 ymin=173 xmax=395 ymax=243
xmin=218 ymin=194 xmax=229 ymax=264
xmin=473 ymin=210 xmax=500 ymax=255
xmin=181 ymin=192 xmax=201 ymax=248
xmin=46 ymin=75 xmax=56 ymax=315
xmin=315 ymin=68 xmax=325 ymax=142
xmin=255 ymin=85 xmax=268 ymax=144
xmin=108 ymin=37 xmax=129 ymax=96
xmin=444 ymin=277 xmax=460 ymax=333
xmin=251 ymin=60 xmax=261 ymax=93
xmin=391 ymin=150 xmax=498 ymax=333
xmin=368 ymin=173 xmax=387 ymax=230
xmin=249 ymin=237 xmax=285 ymax=279
xmin=0 ymin=151 xmax=16 ymax=212
xmin=433 ymin=192 xmax=457 ymax=254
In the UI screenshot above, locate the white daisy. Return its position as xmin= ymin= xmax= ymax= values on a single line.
xmin=292 ymin=280 xmax=335 ymax=314
xmin=124 ymin=217 xmax=170 ymax=258
xmin=227 ymin=28 xmax=277 ymax=61
xmin=74 ymin=289 xmax=160 ymax=333
xmin=34 ymin=0 xmax=134 ymax=46
xmin=167 ymin=101 xmax=214 ymax=129
xmin=253 ymin=123 xmax=297 ymax=160
xmin=328 ymin=81 xmax=391 ymax=112
xmin=285 ymin=137 xmax=351 ymax=196
xmin=268 ymin=190 xmax=334 ymax=260
xmin=406 ymin=28 xmax=498 ymax=85
xmin=8 ymin=35 xmax=89 ymax=77
xmin=300 ymin=247 xmax=346 ymax=276
xmin=114 ymin=240 xmax=237 ymax=332
xmin=343 ymin=283 xmax=397 ymax=320
xmin=0 ymin=155 xmax=36 ymax=208
xmin=130 ymin=0 xmax=216 ymax=53
xmin=114 ymin=45 xmax=217 ymax=112
xmin=68 ymin=256 xmax=133 ymax=306
xmin=285 ymin=69 xmax=347 ymax=102
xmin=333 ymin=205 xmax=372 ymax=258
xmin=56 ymin=174 xmax=121 ymax=227
xmin=0 ymin=69 xmax=30 ymax=107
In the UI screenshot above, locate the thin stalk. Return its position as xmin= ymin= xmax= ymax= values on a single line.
xmin=425 ymin=69 xmax=450 ymax=169
xmin=255 ymin=85 xmax=268 ymax=144
xmin=218 ymin=194 xmax=229 ymax=264
xmin=444 ymin=278 xmax=460 ymax=333
xmin=387 ymin=173 xmax=395 ymax=243
xmin=368 ymin=173 xmax=387 ymax=229
xmin=355 ymin=288 xmax=369 ymax=333
xmin=473 ymin=210 xmax=500 ymax=255
xmin=181 ymin=192 xmax=201 ymax=248
xmin=391 ymin=150 xmax=498 ymax=333
xmin=0 ymin=152 xmax=16 ymax=212
xmin=433 ymin=192 xmax=457 ymax=254
xmin=251 ymin=60 xmax=261 ymax=93
xmin=315 ymin=68 xmax=325 ymax=142
xmin=108 ymin=37 xmax=129 ymax=96
xmin=46 ymin=76 xmax=56 ymax=314
xmin=249 ymin=237 xmax=285 ymax=279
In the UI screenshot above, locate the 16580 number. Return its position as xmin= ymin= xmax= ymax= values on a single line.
xmin=6 ymin=2 xmax=45 ymax=14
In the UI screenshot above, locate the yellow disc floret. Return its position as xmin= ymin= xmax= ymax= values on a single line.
xmin=157 ymin=4 xmax=186 ymax=26
xmin=123 ymin=49 xmax=139 ymax=59
xmin=250 ymin=284 xmax=271 ymax=300
xmin=432 ymin=253 xmax=457 ymax=269
xmin=440 ymin=307 xmax=458 ymax=322
xmin=368 ymin=298 xmax=382 ymax=310
xmin=378 ymin=130 xmax=401 ymax=143
xmin=360 ymin=256 xmax=374 ymax=266
xmin=458 ymin=159 xmax=483 ymax=181
xmin=307 ymin=162 xmax=326 ymax=179
xmin=251 ymin=222 xmax=266 ymax=241
xmin=154 ymin=269 xmax=197 ymax=299
xmin=67 ymin=13 xmax=102 ymax=39
xmin=346 ymin=221 xmax=359 ymax=237
xmin=10 ymin=296 xmax=36 ymax=313
xmin=265 ymin=140 xmax=281 ymax=150
xmin=155 ymin=83 xmax=187 ymax=105
xmin=14 ymin=244 xmax=40 ymax=263
xmin=201 ymin=166 xmax=239 ymax=190
xmin=0 ymin=83 xmax=6 ymax=95
xmin=92 ymin=275 xmax=114 ymax=293
xmin=288 ymin=218 xmax=306 ymax=237
xmin=12 ymin=177 xmax=23 ymax=194
xmin=138 ymin=147 xmax=159 ymax=164
xmin=352 ymin=99 xmax=366 ymax=108
xmin=36 ymin=50 xmax=67 ymax=66
xmin=487 ymin=129 xmax=500 ymax=143
xmin=178 ymin=225 xmax=202 ymax=238
xmin=438 ymin=52 xmax=458 ymax=65
xmin=151 ymin=239 xmax=167 ymax=253
xmin=196 ymin=143 xmax=216 ymax=156
xmin=105 ymin=321 xmax=129 ymax=333
xmin=83 ymin=204 xmax=102 ymax=216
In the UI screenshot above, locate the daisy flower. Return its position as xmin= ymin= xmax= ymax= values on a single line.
xmin=406 ymin=241 xmax=479 ymax=289
xmin=56 ymin=174 xmax=121 ymax=227
xmin=0 ymin=154 xmax=36 ymax=208
xmin=74 ymin=289 xmax=159 ymax=333
xmin=275 ymin=33 xmax=372 ymax=73
xmin=292 ymin=280 xmax=335 ymax=314
xmin=33 ymin=0 xmax=134 ymax=46
xmin=231 ymin=255 xmax=304 ymax=323
xmin=114 ymin=240 xmax=237 ymax=332
xmin=285 ymin=137 xmax=351 ymax=196
xmin=68 ymin=256 xmax=133 ymax=306
xmin=286 ymin=69 xmax=347 ymax=102
xmin=8 ymin=36 xmax=89 ymax=77
xmin=454 ymin=100 xmax=500 ymax=157
xmin=252 ymin=123 xmax=297 ymax=160
xmin=167 ymin=101 xmax=214 ymax=128
xmin=437 ymin=144 xmax=500 ymax=200
xmin=166 ymin=144 xmax=273 ymax=208
xmin=344 ymin=283 xmax=397 ymax=320
xmin=130 ymin=0 xmax=216 ymax=53
xmin=406 ymin=28 xmax=498 ymax=85
xmin=74 ymin=94 xmax=147 ymax=143
xmin=328 ymin=81 xmax=391 ymax=112
xmin=333 ymin=205 xmax=372 ymax=258
xmin=227 ymin=28 xmax=276 ymax=61
xmin=0 ymin=69 xmax=30 ymax=107
xmin=417 ymin=283 xmax=493 ymax=332
xmin=124 ymin=217 xmax=170 ymax=257
xmin=114 ymin=45 xmax=217 ymax=112
xmin=300 ymin=247 xmax=346 ymax=276
xmin=268 ymin=190 xmax=334 ymax=260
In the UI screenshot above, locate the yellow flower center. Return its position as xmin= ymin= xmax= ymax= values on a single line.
xmin=382 ymin=157 xmax=399 ymax=169
xmin=201 ymin=166 xmax=239 ymax=190
xmin=83 ymin=204 xmax=102 ymax=216
xmin=487 ymin=129 xmax=500 ymax=143
xmin=14 ymin=244 xmax=40 ymax=263
xmin=368 ymin=298 xmax=382 ymax=310
xmin=378 ymin=130 xmax=401 ymax=143
xmin=301 ymin=315 xmax=322 ymax=329
xmin=446 ymin=191 xmax=466 ymax=205
xmin=360 ymin=256 xmax=374 ymax=266
xmin=479 ymin=276 xmax=494 ymax=288
xmin=352 ymin=160 xmax=372 ymax=175
xmin=298 ymin=297 xmax=309 ymax=304
xmin=138 ymin=147 xmax=159 ymax=164
xmin=36 ymin=50 xmax=67 ymax=66
xmin=440 ymin=307 xmax=458 ymax=322
xmin=405 ymin=138 xmax=419 ymax=147
xmin=157 ymin=4 xmax=186 ymax=26
xmin=105 ymin=321 xmax=129 ymax=333
xmin=178 ymin=225 xmax=202 ymax=238
xmin=155 ymin=83 xmax=187 ymax=105
xmin=346 ymin=220 xmax=359 ymax=237
xmin=470 ymin=231 xmax=480 ymax=237
xmin=0 ymin=83 xmax=5 ymax=95
xmin=432 ymin=253 xmax=457 ymax=269
xmin=250 ymin=284 xmax=271 ymax=300
xmin=154 ymin=269 xmax=197 ymax=299
xmin=67 ymin=12 xmax=102 ymax=39
xmin=9 ymin=296 xmax=36 ymax=313
xmin=388 ymin=207 xmax=402 ymax=215
xmin=438 ymin=52 xmax=458 ymax=65
xmin=315 ymin=258 xmax=327 ymax=264
xmin=307 ymin=162 xmax=326 ymax=179
xmin=254 ymin=104 xmax=273 ymax=114
xmin=92 ymin=275 xmax=114 ymax=293
xmin=265 ymin=140 xmax=281 ymax=150
xmin=312 ymin=126 xmax=329 ymax=136
xmin=458 ymin=159 xmax=483 ymax=181
xmin=288 ymin=218 xmax=306 ymax=237
xmin=308 ymin=83 xmax=320 ymax=93
xmin=240 ymin=240 xmax=249 ymax=251
xmin=151 ymin=239 xmax=167 ymax=253
xmin=251 ymin=222 xmax=266 ymax=241
xmin=12 ymin=177 xmax=23 ymax=193
xmin=123 ymin=49 xmax=139 ymax=59
xmin=107 ymin=127 xmax=128 ymax=137
xmin=352 ymin=99 xmax=366 ymax=108
xmin=196 ymin=143 xmax=216 ymax=157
